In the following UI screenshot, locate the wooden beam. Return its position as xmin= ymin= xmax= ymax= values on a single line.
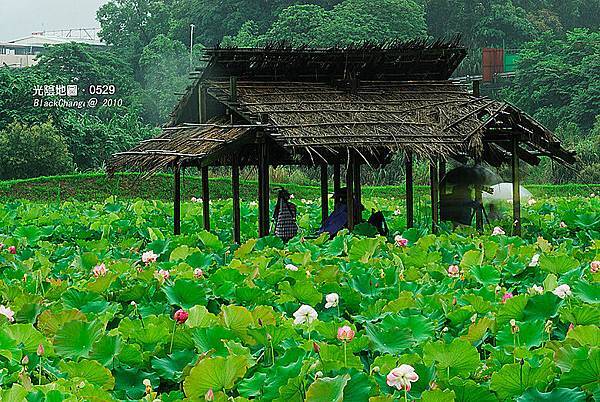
xmin=405 ymin=152 xmax=414 ymax=229
xmin=430 ymin=160 xmax=439 ymax=234
xmin=174 ymin=164 xmax=181 ymax=235
xmin=320 ymin=164 xmax=329 ymax=224
xmin=512 ymin=137 xmax=522 ymax=236
xmin=232 ymin=157 xmax=241 ymax=244
xmin=202 ymin=166 xmax=210 ymax=231
xmin=346 ymin=158 xmax=355 ymax=231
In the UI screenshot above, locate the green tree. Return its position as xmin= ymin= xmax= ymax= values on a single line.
xmin=0 ymin=122 xmax=74 ymax=179
xmin=225 ymin=0 xmax=427 ymax=47
xmin=503 ymin=29 xmax=600 ymax=132
xmin=138 ymin=35 xmax=204 ymax=124
xmin=324 ymin=0 xmax=427 ymax=44
xmin=97 ymin=0 xmax=175 ymax=76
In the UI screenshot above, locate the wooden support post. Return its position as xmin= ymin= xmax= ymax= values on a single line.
xmin=199 ymin=85 xmax=207 ymax=124
xmin=405 ymin=152 xmax=414 ymax=229
xmin=475 ymin=186 xmax=484 ymax=232
xmin=438 ymin=159 xmax=446 ymax=184
xmin=201 ymin=166 xmax=210 ymax=231
xmin=174 ymin=164 xmax=181 ymax=235
xmin=346 ymin=158 xmax=355 ymax=231
xmin=353 ymin=160 xmax=362 ymax=222
xmin=333 ymin=163 xmax=341 ymax=195
xmin=232 ymin=157 xmax=241 ymax=244
xmin=473 ymin=79 xmax=481 ymax=97
xmin=512 ymin=137 xmax=522 ymax=236
xmin=430 ymin=160 xmax=439 ymax=234
xmin=320 ymin=164 xmax=329 ymax=224
xmin=258 ymin=137 xmax=270 ymax=237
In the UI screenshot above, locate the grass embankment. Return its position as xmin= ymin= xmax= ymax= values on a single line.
xmin=0 ymin=172 xmax=599 ymax=202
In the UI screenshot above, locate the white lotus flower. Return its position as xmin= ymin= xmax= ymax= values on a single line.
xmin=553 ymin=284 xmax=572 ymax=299
xmin=386 ymin=364 xmax=419 ymax=391
xmin=141 ymin=251 xmax=158 ymax=264
xmin=324 ymin=293 xmax=339 ymax=309
xmin=528 ymin=285 xmax=544 ymax=295
xmin=529 ymin=253 xmax=540 ymax=267
xmin=285 ymin=263 xmax=299 ymax=272
xmin=293 ymin=305 xmax=318 ymax=325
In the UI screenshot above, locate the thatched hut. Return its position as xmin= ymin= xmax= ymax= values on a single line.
xmin=108 ymin=40 xmax=575 ymax=240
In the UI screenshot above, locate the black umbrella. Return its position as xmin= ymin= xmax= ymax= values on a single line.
xmin=441 ymin=165 xmax=502 ymax=187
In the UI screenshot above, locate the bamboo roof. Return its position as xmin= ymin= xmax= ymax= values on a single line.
xmin=108 ymin=41 xmax=575 ymax=173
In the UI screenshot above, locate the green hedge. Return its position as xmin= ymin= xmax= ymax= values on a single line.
xmin=0 ymin=172 xmax=598 ymax=202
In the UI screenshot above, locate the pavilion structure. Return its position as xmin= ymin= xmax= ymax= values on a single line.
xmin=108 ymin=39 xmax=576 ymax=241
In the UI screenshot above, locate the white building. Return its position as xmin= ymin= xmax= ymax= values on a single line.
xmin=0 ymin=31 xmax=106 ymax=68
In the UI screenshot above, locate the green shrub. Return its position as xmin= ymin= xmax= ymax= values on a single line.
xmin=0 ymin=121 xmax=74 ymax=179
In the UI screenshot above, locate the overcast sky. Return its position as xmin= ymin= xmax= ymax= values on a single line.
xmin=0 ymin=0 xmax=109 ymax=41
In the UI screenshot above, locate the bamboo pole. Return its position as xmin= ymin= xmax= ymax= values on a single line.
xmin=512 ymin=137 xmax=522 ymax=236
xmin=320 ymin=164 xmax=329 ymax=224
xmin=346 ymin=157 xmax=355 ymax=231
xmin=333 ymin=163 xmax=341 ymax=194
xmin=405 ymin=152 xmax=414 ymax=229
xmin=232 ymin=157 xmax=241 ymax=244
xmin=353 ymin=160 xmax=362 ymax=223
xmin=202 ymin=166 xmax=210 ymax=231
xmin=430 ymin=160 xmax=439 ymax=234
xmin=174 ymin=164 xmax=181 ymax=235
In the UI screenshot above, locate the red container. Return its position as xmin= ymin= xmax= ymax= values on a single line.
xmin=482 ymin=48 xmax=504 ymax=82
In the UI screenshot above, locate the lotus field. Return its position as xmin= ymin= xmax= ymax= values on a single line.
xmin=0 ymin=195 xmax=598 ymax=401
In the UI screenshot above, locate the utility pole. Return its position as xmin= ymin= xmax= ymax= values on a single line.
xmin=190 ymin=24 xmax=195 ymax=71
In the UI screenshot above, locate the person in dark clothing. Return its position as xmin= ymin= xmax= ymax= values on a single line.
xmin=273 ymin=188 xmax=298 ymax=241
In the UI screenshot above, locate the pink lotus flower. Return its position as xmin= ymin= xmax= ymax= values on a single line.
xmin=559 ymin=221 xmax=567 ymax=228
xmin=568 ymin=323 xmax=575 ymax=332
xmin=447 ymin=265 xmax=460 ymax=278
xmin=590 ymin=261 xmax=600 ymax=273
xmin=37 ymin=343 xmax=44 ymax=356
xmin=92 ymin=263 xmax=107 ymax=278
xmin=193 ymin=268 xmax=204 ymax=278
xmin=8 ymin=246 xmax=16 ymax=254
xmin=337 ymin=325 xmax=355 ymax=342
xmin=141 ymin=251 xmax=158 ymax=264
xmin=205 ymin=388 xmax=214 ymax=401
xmin=502 ymin=292 xmax=514 ymax=303
xmin=492 ymin=226 xmax=505 ymax=236
xmin=394 ymin=235 xmax=409 ymax=247
xmin=157 ymin=269 xmax=170 ymax=280
xmin=0 ymin=305 xmax=14 ymax=322
xmin=386 ymin=364 xmax=419 ymax=391
xmin=173 ymin=309 xmax=189 ymax=324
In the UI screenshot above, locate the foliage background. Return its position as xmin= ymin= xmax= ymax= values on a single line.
xmin=0 ymin=0 xmax=598 ymax=183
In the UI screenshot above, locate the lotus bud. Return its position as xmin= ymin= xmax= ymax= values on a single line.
xmin=470 ymin=314 xmax=477 ymax=323
xmin=36 ymin=344 xmax=44 ymax=357
xmin=205 ymin=388 xmax=214 ymax=401
xmin=21 ymin=355 xmax=29 ymax=365
xmin=544 ymin=320 xmax=552 ymax=334
xmin=312 ymin=342 xmax=320 ymax=354
xmin=372 ymin=366 xmax=380 ymax=373
xmin=143 ymin=379 xmax=152 ymax=394
xmin=315 ymin=371 xmax=323 ymax=379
